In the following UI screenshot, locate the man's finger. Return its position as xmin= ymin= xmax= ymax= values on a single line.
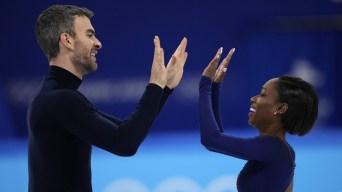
xmin=174 ymin=37 xmax=188 ymax=55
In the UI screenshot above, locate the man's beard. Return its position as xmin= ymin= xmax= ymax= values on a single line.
xmin=71 ymin=40 xmax=97 ymax=74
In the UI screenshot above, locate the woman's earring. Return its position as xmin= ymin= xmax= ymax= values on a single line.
xmin=274 ymin=111 xmax=283 ymax=115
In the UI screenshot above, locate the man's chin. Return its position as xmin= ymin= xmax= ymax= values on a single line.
xmin=90 ymin=62 xmax=98 ymax=71
xmin=92 ymin=63 xmax=98 ymax=71
xmin=84 ymin=64 xmax=98 ymax=74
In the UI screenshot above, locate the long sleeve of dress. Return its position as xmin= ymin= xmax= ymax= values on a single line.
xmin=199 ymin=76 xmax=296 ymax=192
xmin=199 ymin=76 xmax=283 ymax=161
xmin=211 ymin=82 xmax=224 ymax=132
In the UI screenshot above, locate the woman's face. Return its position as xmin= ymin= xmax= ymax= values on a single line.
xmin=248 ymin=78 xmax=283 ymax=130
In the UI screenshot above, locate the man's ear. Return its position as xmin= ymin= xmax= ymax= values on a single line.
xmin=60 ymin=33 xmax=74 ymax=50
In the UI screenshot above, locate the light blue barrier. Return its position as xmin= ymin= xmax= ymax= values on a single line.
xmin=0 ymin=128 xmax=341 ymax=192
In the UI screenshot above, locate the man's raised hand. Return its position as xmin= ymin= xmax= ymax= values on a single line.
xmin=149 ymin=36 xmax=167 ymax=88
xmin=166 ymin=37 xmax=188 ymax=89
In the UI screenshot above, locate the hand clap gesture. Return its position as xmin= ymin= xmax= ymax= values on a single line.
xmin=149 ymin=36 xmax=167 ymax=88
xmin=149 ymin=36 xmax=188 ymax=89
xmin=202 ymin=47 xmax=235 ymax=83
xmin=166 ymin=37 xmax=188 ymax=89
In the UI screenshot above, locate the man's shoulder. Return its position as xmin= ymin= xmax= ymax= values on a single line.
xmin=32 ymin=88 xmax=86 ymax=109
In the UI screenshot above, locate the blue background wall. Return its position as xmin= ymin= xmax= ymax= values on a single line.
xmin=1 ymin=0 xmax=342 ymax=137
xmin=1 ymin=0 xmax=342 ymax=191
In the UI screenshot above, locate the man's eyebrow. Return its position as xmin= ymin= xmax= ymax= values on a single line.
xmin=86 ymin=29 xmax=95 ymax=34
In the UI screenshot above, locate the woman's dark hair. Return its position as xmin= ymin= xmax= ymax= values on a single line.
xmin=277 ymin=75 xmax=319 ymax=136
xmin=35 ymin=5 xmax=94 ymax=61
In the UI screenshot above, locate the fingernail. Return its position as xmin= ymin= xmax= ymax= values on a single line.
xmin=223 ymin=68 xmax=227 ymax=72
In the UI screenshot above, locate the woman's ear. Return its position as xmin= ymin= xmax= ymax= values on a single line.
xmin=278 ymin=103 xmax=288 ymax=114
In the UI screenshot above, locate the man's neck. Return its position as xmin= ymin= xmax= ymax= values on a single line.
xmin=49 ymin=56 xmax=83 ymax=79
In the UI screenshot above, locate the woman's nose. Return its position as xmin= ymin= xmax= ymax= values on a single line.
xmin=250 ymin=95 xmax=256 ymax=103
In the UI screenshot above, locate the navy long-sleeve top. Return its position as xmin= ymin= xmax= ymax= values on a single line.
xmin=199 ymin=76 xmax=295 ymax=192
xmin=27 ymin=66 xmax=172 ymax=192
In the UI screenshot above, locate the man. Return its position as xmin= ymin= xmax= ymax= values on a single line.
xmin=27 ymin=5 xmax=188 ymax=192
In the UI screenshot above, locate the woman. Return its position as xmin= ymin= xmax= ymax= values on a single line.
xmin=199 ymin=47 xmax=318 ymax=192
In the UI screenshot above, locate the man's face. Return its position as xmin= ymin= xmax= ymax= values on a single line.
xmin=71 ymin=16 xmax=102 ymax=74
